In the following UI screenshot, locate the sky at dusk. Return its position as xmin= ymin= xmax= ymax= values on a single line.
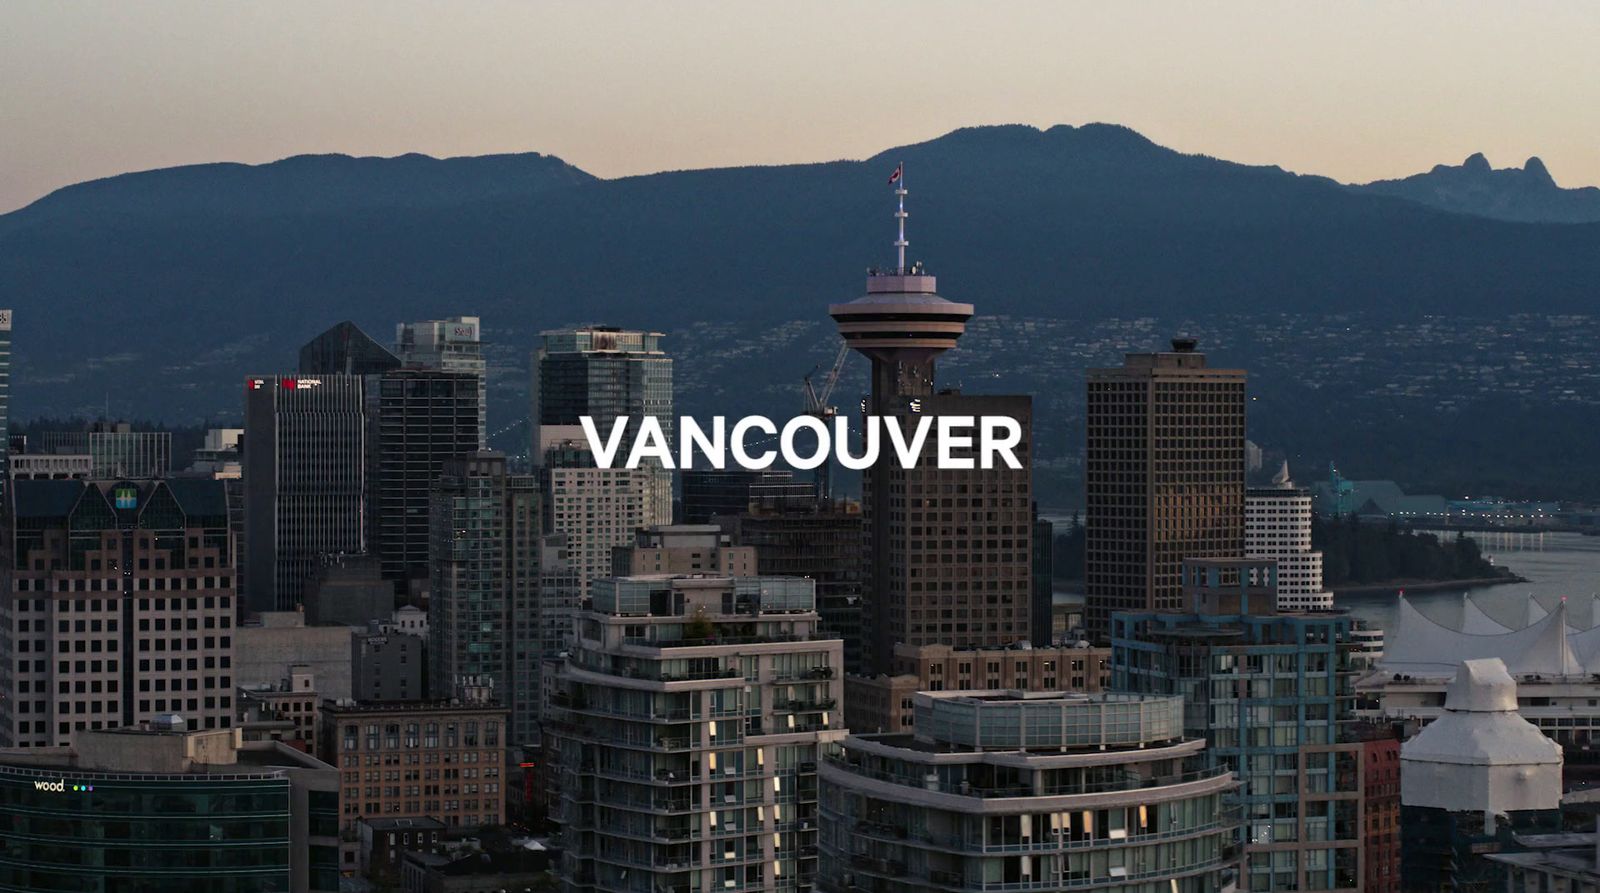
xmin=3 ymin=0 xmax=1598 ymax=214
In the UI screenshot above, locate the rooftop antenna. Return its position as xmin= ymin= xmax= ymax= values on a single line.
xmin=890 ymin=161 xmax=907 ymax=272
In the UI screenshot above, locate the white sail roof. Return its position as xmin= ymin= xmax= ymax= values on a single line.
xmin=1525 ymin=597 xmax=1549 ymax=627
xmin=1460 ymin=595 xmax=1511 ymax=635
xmin=1381 ymin=596 xmax=1582 ymax=678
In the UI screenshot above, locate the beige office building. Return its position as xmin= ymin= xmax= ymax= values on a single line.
xmin=1084 ymin=339 xmax=1246 ymax=640
xmin=0 ymin=478 xmax=237 ymax=748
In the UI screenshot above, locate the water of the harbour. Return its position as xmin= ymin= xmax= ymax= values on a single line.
xmin=1336 ymin=530 xmax=1600 ymax=632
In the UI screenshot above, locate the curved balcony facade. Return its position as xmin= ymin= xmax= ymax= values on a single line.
xmin=818 ymin=690 xmax=1241 ymax=893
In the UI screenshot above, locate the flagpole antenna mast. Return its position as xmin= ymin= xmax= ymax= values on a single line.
xmin=894 ymin=160 xmax=908 ymax=273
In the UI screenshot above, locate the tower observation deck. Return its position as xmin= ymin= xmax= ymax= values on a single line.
xmin=828 ymin=164 xmax=973 ymax=404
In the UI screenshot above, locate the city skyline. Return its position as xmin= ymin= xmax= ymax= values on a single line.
xmin=10 ymin=7 xmax=1600 ymax=890
xmin=4 ymin=1 xmax=1600 ymax=213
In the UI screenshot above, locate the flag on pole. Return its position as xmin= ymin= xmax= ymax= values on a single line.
xmin=887 ymin=163 xmax=902 ymax=185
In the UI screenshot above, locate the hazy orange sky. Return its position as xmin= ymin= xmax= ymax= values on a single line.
xmin=3 ymin=1 xmax=1598 ymax=214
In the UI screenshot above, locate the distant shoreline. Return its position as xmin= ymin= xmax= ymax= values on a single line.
xmin=1331 ymin=574 xmax=1526 ymax=597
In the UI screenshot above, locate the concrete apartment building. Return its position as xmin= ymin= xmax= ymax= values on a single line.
xmin=0 ymin=478 xmax=237 ymax=747
xmin=318 ymin=695 xmax=510 ymax=840
xmin=540 ymin=446 xmax=662 ymax=593
xmin=845 ymin=640 xmax=1112 ymax=734
xmin=818 ymin=690 xmax=1242 ymax=893
xmin=1084 ymin=339 xmax=1246 ymax=640
xmin=546 ymin=573 xmax=845 ymax=893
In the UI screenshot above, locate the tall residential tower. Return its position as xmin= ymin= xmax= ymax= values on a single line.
xmin=531 ymin=328 xmax=674 ymax=597
xmin=1246 ymin=462 xmax=1333 ymax=612
xmin=547 ymin=574 xmax=844 ymax=893
xmin=428 ymin=452 xmax=541 ymax=744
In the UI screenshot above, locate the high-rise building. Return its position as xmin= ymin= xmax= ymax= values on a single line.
xmin=1112 ymin=575 xmax=1366 ymax=893
xmin=531 ymin=326 xmax=673 ymax=524
xmin=367 ymin=367 xmax=481 ymax=590
xmin=428 ymin=452 xmax=540 ymax=744
xmin=299 ymin=321 xmax=482 ymax=595
xmin=37 ymin=421 xmax=172 ymax=479
xmin=546 ymin=573 xmax=844 ymax=893
xmin=0 ymin=478 xmax=237 ymax=747
xmin=1084 ymin=339 xmax=1246 ymax=640
xmin=396 ymin=316 xmax=487 ymax=448
xmin=540 ymin=438 xmax=662 ymax=597
xmin=530 ymin=326 xmax=672 ymax=451
xmin=818 ymin=690 xmax=1242 ymax=893
xmin=0 ymin=309 xmax=10 ymax=491
xmin=0 ymin=720 xmax=340 ymax=893
xmin=1246 ymin=462 xmax=1333 ymax=611
xmin=243 ymin=374 xmax=366 ymax=613
xmin=681 ymin=468 xmax=816 ymax=524
xmin=724 ymin=499 xmax=867 ymax=675
xmin=829 ymin=182 xmax=1032 ymax=673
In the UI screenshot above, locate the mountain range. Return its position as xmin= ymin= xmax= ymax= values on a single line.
xmin=3 ymin=123 xmax=1599 ymax=500
xmin=1354 ymin=152 xmax=1600 ymax=223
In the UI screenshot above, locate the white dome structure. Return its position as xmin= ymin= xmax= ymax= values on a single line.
xmin=1400 ymin=658 xmax=1562 ymax=820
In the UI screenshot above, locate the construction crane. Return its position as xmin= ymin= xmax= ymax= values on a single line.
xmin=802 ymin=344 xmax=850 ymax=501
